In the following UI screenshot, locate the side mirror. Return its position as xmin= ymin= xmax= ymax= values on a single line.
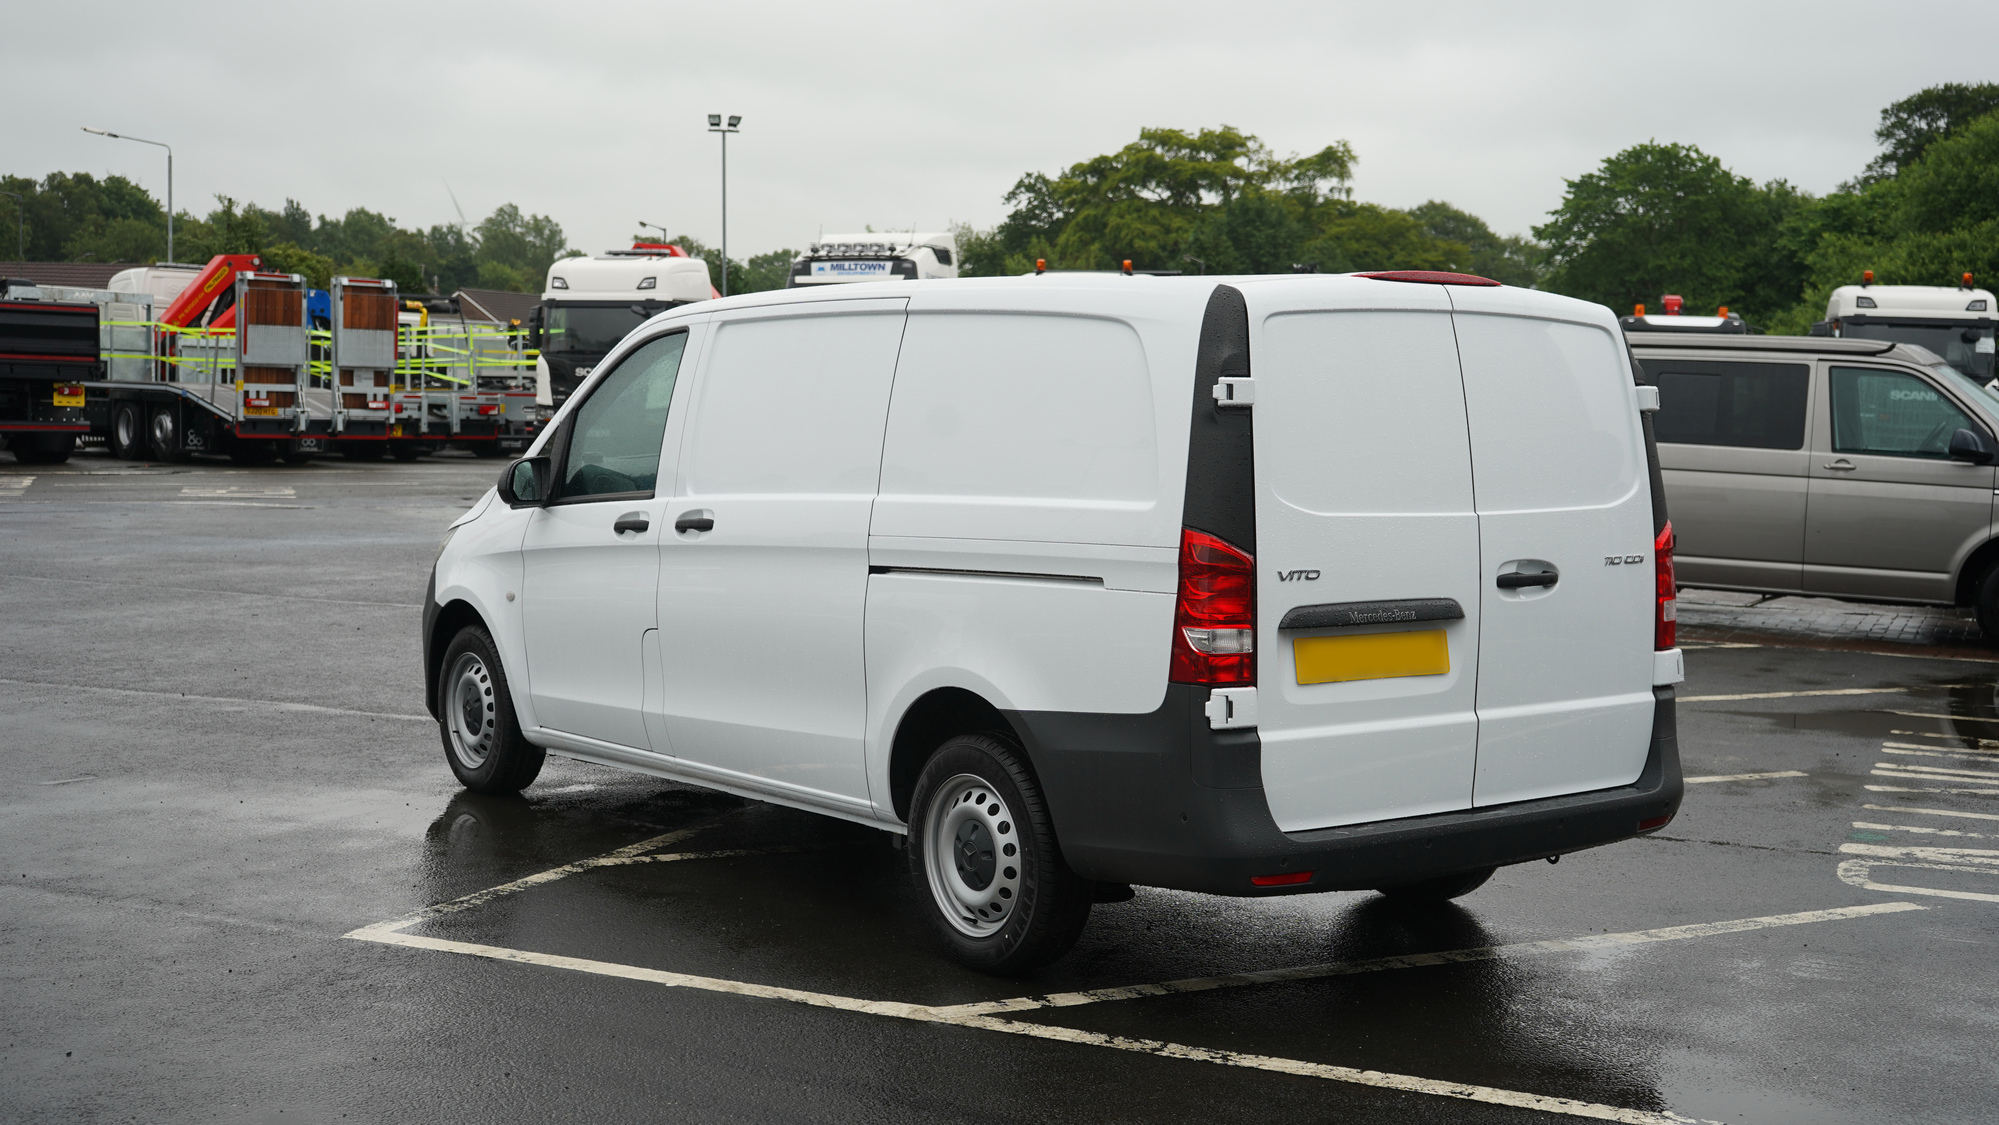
xmin=498 ymin=455 xmax=552 ymax=506
xmin=1948 ymin=428 xmax=1993 ymax=464
xmin=526 ymin=307 xmax=543 ymax=352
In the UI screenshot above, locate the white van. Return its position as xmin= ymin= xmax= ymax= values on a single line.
xmin=423 ymin=270 xmax=1686 ymax=971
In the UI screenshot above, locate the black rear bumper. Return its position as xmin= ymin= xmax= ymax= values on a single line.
xmin=1006 ymin=685 xmax=1681 ymax=897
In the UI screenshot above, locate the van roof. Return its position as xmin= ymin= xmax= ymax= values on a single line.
xmin=1624 ymin=331 xmax=1950 ymax=368
xmin=1826 ymin=283 xmax=1995 ymax=320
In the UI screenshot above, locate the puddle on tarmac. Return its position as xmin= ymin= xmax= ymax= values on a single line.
xmin=1733 ymin=679 xmax=1999 ymax=750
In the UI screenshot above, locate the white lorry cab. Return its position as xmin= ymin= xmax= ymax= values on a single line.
xmin=529 ymin=244 xmax=714 ymax=408
xmin=785 ymin=232 xmax=958 ymax=288
xmin=1815 ymin=272 xmax=1997 ymax=383
xmin=424 ymin=269 xmax=1686 ymax=972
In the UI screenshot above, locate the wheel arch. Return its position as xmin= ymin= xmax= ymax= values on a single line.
xmin=888 ymin=687 xmax=1023 ymax=824
xmin=425 ymin=598 xmax=489 ymax=719
xmin=1954 ymin=536 xmax=1999 ymax=606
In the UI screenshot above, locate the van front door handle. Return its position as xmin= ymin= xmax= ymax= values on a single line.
xmin=1496 ymin=572 xmax=1558 ymax=589
xmin=613 ymin=513 xmax=650 ymax=534
xmin=1824 ymin=458 xmax=1856 ymax=471
xmin=674 ymin=515 xmax=715 ymax=533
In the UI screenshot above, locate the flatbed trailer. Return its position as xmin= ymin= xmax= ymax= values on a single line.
xmin=0 ymin=283 xmax=97 ymax=463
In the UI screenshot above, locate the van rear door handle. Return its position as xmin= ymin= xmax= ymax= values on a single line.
xmin=674 ymin=515 xmax=715 ymax=533
xmin=1496 ymin=572 xmax=1558 ymax=589
xmin=613 ymin=513 xmax=650 ymax=534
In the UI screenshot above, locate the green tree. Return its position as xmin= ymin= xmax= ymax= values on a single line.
xmin=1863 ymin=82 xmax=1999 ymax=182
xmin=260 ymin=242 xmax=334 ymax=289
xmin=0 ymin=171 xmax=167 ymax=261
xmin=651 ymin=231 xmax=795 ymax=295
xmin=1408 ymin=200 xmax=1544 ymax=286
xmin=1535 ymin=142 xmax=1806 ymax=318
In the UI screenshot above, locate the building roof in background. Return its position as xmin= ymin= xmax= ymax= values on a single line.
xmin=0 ymin=262 xmax=137 ymax=288
xmin=455 ymin=288 xmax=538 ymax=325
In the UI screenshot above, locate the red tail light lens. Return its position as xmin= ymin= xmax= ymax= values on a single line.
xmin=1655 ymin=521 xmax=1677 ymax=650
xmin=1251 ymin=871 xmax=1312 ymax=887
xmin=1170 ymin=528 xmax=1255 ymax=685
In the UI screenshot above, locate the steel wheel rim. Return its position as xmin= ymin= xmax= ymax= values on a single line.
xmin=923 ymin=773 xmax=1023 ymax=938
xmin=150 ymin=411 xmax=173 ymax=450
xmin=115 ymin=409 xmax=137 ymax=451
xmin=445 ymin=652 xmax=497 ymax=770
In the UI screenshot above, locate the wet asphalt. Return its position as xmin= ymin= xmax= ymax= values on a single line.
xmin=3 ymin=450 xmax=1996 ymax=1125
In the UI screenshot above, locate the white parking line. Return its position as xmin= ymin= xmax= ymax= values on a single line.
xmin=1891 ymin=730 xmax=1999 ymax=748
xmin=1679 ymin=687 xmax=1931 ymax=703
xmin=0 ymin=677 xmax=429 ymax=722
xmin=1885 ymin=710 xmax=1999 ymax=724
xmin=1838 ymin=841 xmax=1999 ymax=905
xmin=1873 ymin=762 xmax=1999 ymax=781
xmin=344 ymin=831 xmax=1922 ymax=1124
xmin=927 ymin=902 xmax=1923 ymax=1018
xmin=1854 ymin=821 xmax=1991 ymax=840
xmin=1866 ymin=784 xmax=1999 ymax=797
xmin=1864 ymin=803 xmax=1999 ymax=822
xmin=1883 ymin=743 xmax=1999 ymax=760
xmin=1684 ymin=770 xmax=1808 ymax=784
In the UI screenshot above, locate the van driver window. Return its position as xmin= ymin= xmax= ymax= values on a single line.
xmin=1828 ymin=366 xmax=1975 ymax=459
xmin=558 ymin=332 xmax=687 ymax=499
xmin=1640 ymin=359 xmax=1808 ymax=449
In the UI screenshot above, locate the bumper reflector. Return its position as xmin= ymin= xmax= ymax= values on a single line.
xmin=1638 ymin=814 xmax=1673 ymax=832
xmin=1250 ymin=871 xmax=1313 ymax=887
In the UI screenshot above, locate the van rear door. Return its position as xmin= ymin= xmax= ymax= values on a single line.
xmin=1251 ymin=284 xmax=1483 ymax=832
xmin=1448 ymin=289 xmax=1657 ymax=807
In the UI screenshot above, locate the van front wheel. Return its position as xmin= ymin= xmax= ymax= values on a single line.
xmin=1375 ymin=865 xmax=1496 ymax=903
xmin=437 ymin=626 xmax=544 ymax=794
xmin=909 ymin=734 xmax=1091 ymax=974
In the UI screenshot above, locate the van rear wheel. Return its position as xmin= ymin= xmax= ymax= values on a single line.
xmin=1375 ymin=865 xmax=1496 ymax=903
xmin=438 ymin=626 xmax=544 ymax=794
xmin=1975 ymin=566 xmax=1999 ymax=643
xmin=909 ymin=733 xmax=1091 ymax=973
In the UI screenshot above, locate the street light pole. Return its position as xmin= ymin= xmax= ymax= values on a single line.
xmin=706 ymin=114 xmax=741 ymax=296
xmin=82 ymin=127 xmax=173 ymax=263
xmin=0 ymin=191 xmax=22 ymax=259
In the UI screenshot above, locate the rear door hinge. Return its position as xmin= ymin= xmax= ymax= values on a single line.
xmin=1205 ymin=686 xmax=1258 ymax=729
xmin=1213 ymin=377 xmax=1255 ymax=408
xmin=1634 ymin=385 xmax=1661 ymax=412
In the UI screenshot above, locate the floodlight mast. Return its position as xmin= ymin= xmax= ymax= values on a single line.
xmin=82 ymin=127 xmax=173 ymax=263
xmin=706 ymin=114 xmax=742 ymax=296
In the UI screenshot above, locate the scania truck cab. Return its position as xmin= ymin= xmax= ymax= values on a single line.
xmin=530 ymin=244 xmax=712 ymax=409
xmin=785 ymin=232 xmax=958 ymax=288
xmin=1814 ymin=273 xmax=1997 ymax=383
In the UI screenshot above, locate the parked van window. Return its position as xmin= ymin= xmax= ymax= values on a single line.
xmin=1642 ymin=360 xmax=1808 ymax=450
xmin=1829 ymin=366 xmax=1974 ymax=459
xmin=876 ymin=313 xmax=1156 ymax=545
xmin=558 ymin=332 xmax=686 ymax=499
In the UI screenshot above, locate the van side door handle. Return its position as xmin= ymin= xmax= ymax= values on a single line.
xmin=613 ymin=513 xmax=650 ymax=535
xmin=1496 ymin=572 xmax=1558 ymax=589
xmin=674 ymin=515 xmax=715 ymax=533
xmin=1824 ymin=458 xmax=1856 ymax=471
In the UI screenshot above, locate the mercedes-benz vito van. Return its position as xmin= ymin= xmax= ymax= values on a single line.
xmin=423 ymin=271 xmax=1685 ymax=971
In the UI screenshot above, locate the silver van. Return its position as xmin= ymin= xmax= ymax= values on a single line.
xmin=1630 ymin=332 xmax=1999 ymax=634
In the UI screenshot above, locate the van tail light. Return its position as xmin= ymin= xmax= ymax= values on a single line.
xmin=1251 ymin=871 xmax=1312 ymax=887
xmin=1655 ymin=521 xmax=1677 ymax=651
xmin=1170 ymin=528 xmax=1255 ymax=685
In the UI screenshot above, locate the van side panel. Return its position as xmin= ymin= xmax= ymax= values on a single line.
xmin=1449 ymin=299 xmax=1657 ymax=807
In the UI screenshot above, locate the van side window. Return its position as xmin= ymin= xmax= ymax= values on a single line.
xmin=1639 ymin=359 xmax=1808 ymax=449
xmin=555 ymin=332 xmax=687 ymax=500
xmin=1828 ymin=366 xmax=1976 ymax=459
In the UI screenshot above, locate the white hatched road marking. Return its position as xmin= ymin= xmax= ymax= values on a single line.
xmin=1873 ymin=762 xmax=1999 ymax=781
xmin=345 ymin=829 xmax=1922 ymax=1124
xmin=0 ymin=475 xmax=33 ymax=492
xmin=1891 ymin=730 xmax=1999 ymax=748
xmin=1864 ymin=803 xmax=1999 ymax=822
xmin=1854 ymin=820 xmax=1991 ymax=840
xmin=1867 ymin=783 xmax=1999 ymax=797
xmin=1884 ymin=710 xmax=1999 ymax=724
xmin=1684 ymin=770 xmax=1807 ymax=784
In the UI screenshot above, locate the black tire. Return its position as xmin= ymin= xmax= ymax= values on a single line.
xmin=10 ymin=434 xmax=74 ymax=464
xmin=111 ymin=403 xmax=148 ymax=460
xmin=1375 ymin=865 xmax=1496 ymax=903
xmin=908 ymin=733 xmax=1091 ymax=973
xmin=389 ymin=441 xmax=425 ymax=462
xmin=147 ymin=407 xmax=188 ymax=462
xmin=437 ymin=625 xmax=544 ymax=794
xmin=1976 ymin=565 xmax=1999 ymax=644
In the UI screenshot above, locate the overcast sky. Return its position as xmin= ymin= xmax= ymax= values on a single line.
xmin=8 ymin=1 xmax=1996 ymax=261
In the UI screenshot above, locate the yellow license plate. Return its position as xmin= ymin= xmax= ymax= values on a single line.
xmin=1294 ymin=629 xmax=1450 ymax=685
xmin=54 ymin=392 xmax=84 ymax=407
xmin=242 ymin=406 xmax=281 ymax=416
